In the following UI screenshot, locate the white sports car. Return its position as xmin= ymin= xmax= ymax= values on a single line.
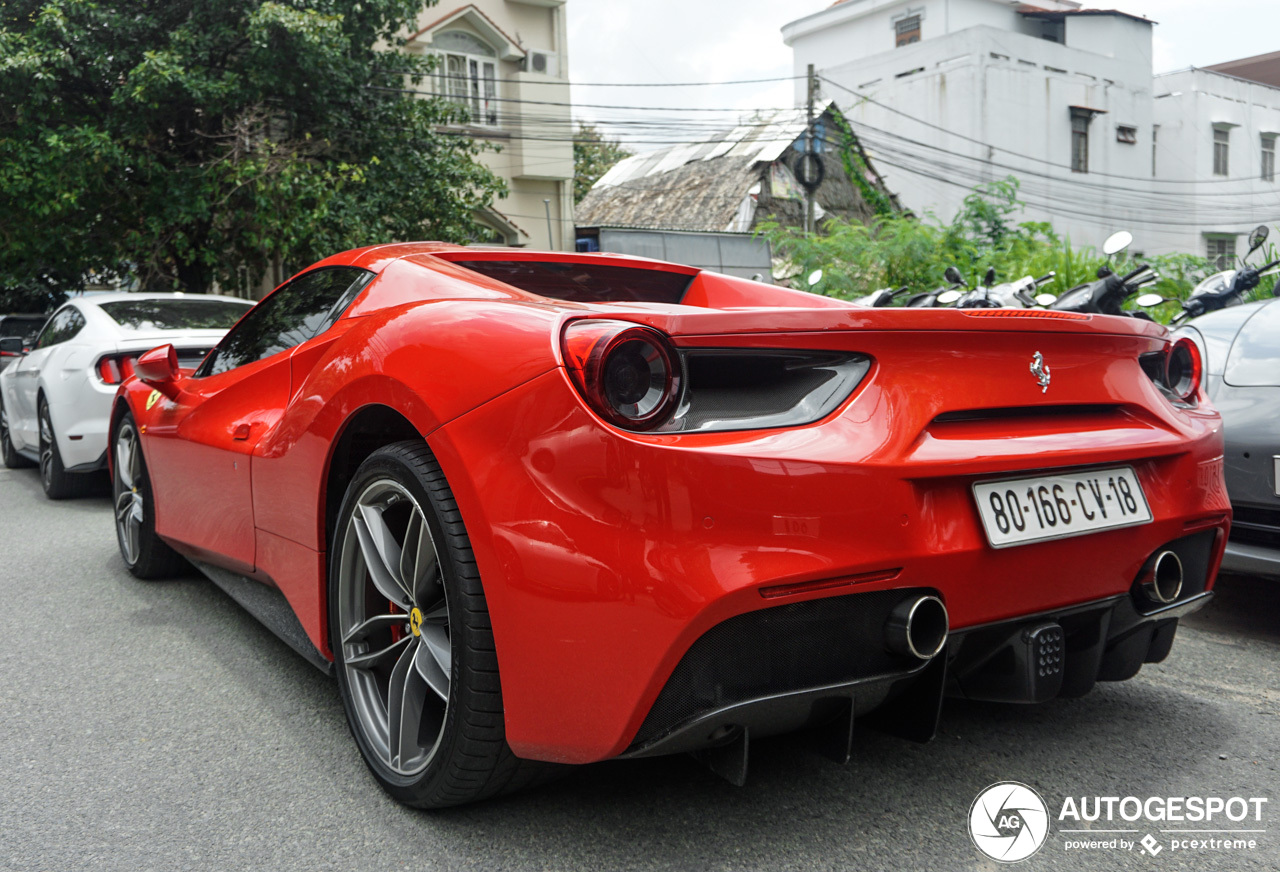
xmin=0 ymin=292 xmax=253 ymax=497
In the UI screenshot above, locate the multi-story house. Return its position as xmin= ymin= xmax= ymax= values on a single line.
xmin=406 ymin=1 xmax=574 ymax=249
xmin=782 ymin=0 xmax=1280 ymax=259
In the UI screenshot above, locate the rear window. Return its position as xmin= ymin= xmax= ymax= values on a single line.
xmin=99 ymin=298 xmax=253 ymax=331
xmin=453 ymin=260 xmax=694 ymax=304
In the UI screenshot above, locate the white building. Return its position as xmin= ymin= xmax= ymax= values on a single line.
xmin=782 ymin=0 xmax=1280 ymax=260
xmin=406 ymin=1 xmax=574 ymax=249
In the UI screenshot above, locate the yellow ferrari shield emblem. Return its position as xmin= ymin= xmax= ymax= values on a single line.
xmin=145 ymin=389 xmax=161 ymax=411
xmin=409 ymin=607 xmax=423 ymax=637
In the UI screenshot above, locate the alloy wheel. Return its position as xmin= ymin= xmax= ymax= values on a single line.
xmin=114 ymin=421 xmax=144 ymax=566
xmin=38 ymin=405 xmax=53 ymax=488
xmin=337 ymin=479 xmax=451 ymax=777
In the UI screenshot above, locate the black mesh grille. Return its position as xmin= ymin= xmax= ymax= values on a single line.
xmin=1230 ymin=505 xmax=1280 ymax=549
xmin=631 ymin=588 xmax=930 ymax=749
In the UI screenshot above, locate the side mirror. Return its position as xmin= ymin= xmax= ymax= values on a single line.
xmin=807 ymin=269 xmax=824 ymax=287
xmin=1135 ymin=293 xmax=1167 ymax=308
xmin=135 ymin=344 xmax=180 ymax=389
xmin=1248 ymin=224 xmax=1269 ymax=254
xmin=1103 ymin=230 xmax=1133 ymax=256
xmin=1034 ymin=293 xmax=1057 ymax=307
xmin=944 ymin=266 xmax=964 ymax=286
xmin=984 ymin=267 xmax=996 ymax=288
xmin=0 ymin=337 xmax=24 ymax=355
xmin=936 ymin=289 xmax=963 ymax=305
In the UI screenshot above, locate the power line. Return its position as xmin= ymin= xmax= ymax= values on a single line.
xmin=818 ymin=73 xmax=1275 ymax=186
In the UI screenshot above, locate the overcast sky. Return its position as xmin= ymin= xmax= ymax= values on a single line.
xmin=566 ymin=0 xmax=1280 ymax=147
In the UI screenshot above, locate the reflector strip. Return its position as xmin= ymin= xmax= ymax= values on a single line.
xmin=759 ymin=568 xmax=902 ymax=599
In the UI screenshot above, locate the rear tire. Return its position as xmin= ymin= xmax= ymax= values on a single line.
xmin=0 ymin=393 xmax=32 ymax=469
xmin=112 ymin=411 xmax=186 ymax=579
xmin=329 ymin=440 xmax=559 ymax=808
xmin=39 ymin=397 xmax=85 ymax=499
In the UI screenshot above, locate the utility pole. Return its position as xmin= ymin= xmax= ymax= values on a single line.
xmin=805 ymin=64 xmax=817 ymax=237
xmin=543 ymin=198 xmax=554 ymax=250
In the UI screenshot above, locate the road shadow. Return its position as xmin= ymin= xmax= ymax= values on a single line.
xmin=1184 ymin=572 xmax=1280 ymax=644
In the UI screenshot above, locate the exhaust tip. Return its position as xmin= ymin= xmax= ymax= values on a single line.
xmin=1140 ymin=550 xmax=1183 ymax=605
xmin=886 ymin=595 xmax=949 ymax=661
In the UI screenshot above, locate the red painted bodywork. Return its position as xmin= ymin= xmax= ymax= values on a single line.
xmin=115 ymin=242 xmax=1231 ymax=765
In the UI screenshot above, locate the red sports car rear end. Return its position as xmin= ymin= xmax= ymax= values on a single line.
xmin=110 ymin=244 xmax=1229 ymax=806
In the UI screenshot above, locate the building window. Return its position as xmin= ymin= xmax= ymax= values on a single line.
xmin=1213 ymin=127 xmax=1230 ymax=176
xmin=1070 ymin=111 xmax=1091 ymax=173
xmin=1207 ymin=237 xmax=1236 ymax=270
xmin=1117 ymin=125 xmax=1137 ymax=144
xmin=1262 ymin=135 xmax=1276 ymax=182
xmin=430 ymin=30 xmax=498 ymax=126
xmin=895 ymin=15 xmax=921 ymax=47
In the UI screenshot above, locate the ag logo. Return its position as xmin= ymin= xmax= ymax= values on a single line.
xmin=968 ymin=781 xmax=1050 ymax=863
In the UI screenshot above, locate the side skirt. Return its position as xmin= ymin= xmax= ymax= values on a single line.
xmin=189 ymin=558 xmax=333 ymax=675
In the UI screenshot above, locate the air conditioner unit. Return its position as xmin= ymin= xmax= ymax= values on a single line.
xmin=523 ymin=50 xmax=558 ymax=77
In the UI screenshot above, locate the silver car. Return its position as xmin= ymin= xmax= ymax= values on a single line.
xmin=1177 ymin=297 xmax=1280 ymax=578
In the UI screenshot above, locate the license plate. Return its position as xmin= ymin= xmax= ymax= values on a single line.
xmin=973 ymin=466 xmax=1152 ymax=548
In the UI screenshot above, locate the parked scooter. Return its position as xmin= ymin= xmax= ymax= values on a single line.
xmin=1046 ymin=230 xmax=1159 ymax=316
xmin=1136 ymin=225 xmax=1280 ymax=323
xmin=851 ymin=286 xmax=910 ymax=307
xmin=952 ymin=267 xmax=1057 ymax=309
xmin=906 ymin=266 xmax=967 ymax=307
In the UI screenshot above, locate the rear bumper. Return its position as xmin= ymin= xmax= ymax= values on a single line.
xmin=1221 ymin=541 xmax=1280 ymax=579
xmin=433 ymin=366 xmax=1230 ymax=765
xmin=623 ymin=530 xmax=1216 ymax=759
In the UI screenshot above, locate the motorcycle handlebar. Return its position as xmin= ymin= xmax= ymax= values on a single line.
xmin=1121 ymin=264 xmax=1153 ymax=284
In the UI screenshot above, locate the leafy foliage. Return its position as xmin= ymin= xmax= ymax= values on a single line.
xmin=759 ymin=177 xmax=1224 ymax=322
xmin=573 ymin=123 xmax=631 ymax=204
xmin=0 ymin=0 xmax=505 ymax=303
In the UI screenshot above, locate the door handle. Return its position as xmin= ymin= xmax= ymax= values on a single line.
xmin=232 ymin=423 xmax=251 ymax=441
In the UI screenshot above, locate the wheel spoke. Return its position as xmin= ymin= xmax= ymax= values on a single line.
xmin=387 ymin=639 xmax=427 ymax=767
xmin=352 ymin=504 xmax=411 ymax=608
xmin=420 ymin=601 xmax=448 ymax=625
xmin=116 ymin=432 xmax=135 ymax=490
xmin=345 ymin=633 xmax=410 ymax=672
xmin=413 ymin=632 xmax=450 ymax=702
xmin=342 ymin=612 xmax=406 ymax=645
xmin=400 ymin=509 xmax=440 ymax=605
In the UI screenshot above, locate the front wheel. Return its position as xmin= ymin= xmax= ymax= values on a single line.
xmin=112 ymin=411 xmax=185 ymax=579
xmin=330 ymin=441 xmax=556 ymax=808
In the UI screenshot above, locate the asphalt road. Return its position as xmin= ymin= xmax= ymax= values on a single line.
xmin=1 ymin=464 xmax=1277 ymax=872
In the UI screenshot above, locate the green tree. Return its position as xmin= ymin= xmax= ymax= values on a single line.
xmin=0 ymin=0 xmax=505 ymax=302
xmin=573 ymin=123 xmax=630 ymax=204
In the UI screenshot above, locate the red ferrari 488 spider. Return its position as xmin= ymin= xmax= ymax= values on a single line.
xmin=110 ymin=243 xmax=1229 ymax=807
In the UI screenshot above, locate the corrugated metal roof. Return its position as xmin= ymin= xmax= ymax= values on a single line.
xmin=590 ymin=102 xmax=834 ymax=190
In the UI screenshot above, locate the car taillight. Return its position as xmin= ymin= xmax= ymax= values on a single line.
xmin=561 ymin=320 xmax=681 ymax=431
xmin=1164 ymin=337 xmax=1201 ymax=403
xmin=96 ymin=354 xmax=139 ymax=385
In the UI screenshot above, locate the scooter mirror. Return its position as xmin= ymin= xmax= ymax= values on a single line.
xmin=1248 ymin=225 xmax=1269 ymax=254
xmin=1034 ymin=293 xmax=1057 ymax=307
xmin=1135 ymin=293 xmax=1166 ymax=308
xmin=944 ymin=266 xmax=963 ymax=285
xmin=984 ymin=267 xmax=996 ymax=288
xmin=1102 ymin=230 xmax=1133 ymax=256
xmin=936 ymin=290 xmax=963 ymax=305
xmin=807 ymin=269 xmax=824 ymax=287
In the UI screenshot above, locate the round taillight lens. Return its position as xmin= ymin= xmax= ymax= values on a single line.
xmin=562 ymin=320 xmax=681 ymax=430
xmin=1164 ymin=337 xmax=1201 ymax=402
